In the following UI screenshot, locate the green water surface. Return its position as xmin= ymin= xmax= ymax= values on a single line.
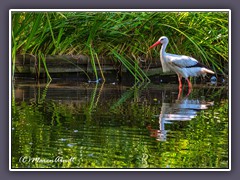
xmin=11 ymin=80 xmax=229 ymax=169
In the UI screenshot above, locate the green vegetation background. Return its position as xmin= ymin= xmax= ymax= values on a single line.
xmin=12 ymin=11 xmax=229 ymax=80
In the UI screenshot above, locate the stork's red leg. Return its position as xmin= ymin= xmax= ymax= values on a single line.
xmin=177 ymin=74 xmax=182 ymax=89
xmin=186 ymin=78 xmax=192 ymax=96
xmin=186 ymin=78 xmax=192 ymax=89
xmin=177 ymin=87 xmax=182 ymax=100
xmin=177 ymin=74 xmax=183 ymax=100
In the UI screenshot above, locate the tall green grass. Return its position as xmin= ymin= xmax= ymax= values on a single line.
xmin=11 ymin=11 xmax=229 ymax=81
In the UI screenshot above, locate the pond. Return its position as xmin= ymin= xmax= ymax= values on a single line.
xmin=11 ymin=78 xmax=229 ymax=169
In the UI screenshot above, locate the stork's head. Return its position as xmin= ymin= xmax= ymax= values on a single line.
xmin=158 ymin=36 xmax=169 ymax=44
xmin=149 ymin=36 xmax=169 ymax=49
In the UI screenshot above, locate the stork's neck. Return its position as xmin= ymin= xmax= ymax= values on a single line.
xmin=159 ymin=41 xmax=170 ymax=73
xmin=160 ymin=42 xmax=167 ymax=55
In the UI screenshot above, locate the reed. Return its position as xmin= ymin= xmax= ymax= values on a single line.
xmin=38 ymin=52 xmax=52 ymax=81
xmin=11 ymin=11 xmax=229 ymax=80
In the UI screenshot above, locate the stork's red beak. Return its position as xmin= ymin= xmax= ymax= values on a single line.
xmin=149 ymin=41 xmax=161 ymax=49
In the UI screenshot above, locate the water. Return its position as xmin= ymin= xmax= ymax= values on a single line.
xmin=11 ymin=79 xmax=229 ymax=169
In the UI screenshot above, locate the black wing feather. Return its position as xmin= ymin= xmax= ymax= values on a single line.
xmin=185 ymin=62 xmax=209 ymax=69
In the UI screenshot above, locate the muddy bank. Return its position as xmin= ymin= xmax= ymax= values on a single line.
xmin=13 ymin=54 xmax=225 ymax=85
xmin=14 ymin=54 xmax=174 ymax=79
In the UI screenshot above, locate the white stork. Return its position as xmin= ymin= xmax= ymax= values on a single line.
xmin=149 ymin=36 xmax=215 ymax=94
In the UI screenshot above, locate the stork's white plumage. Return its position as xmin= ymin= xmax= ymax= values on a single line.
xmin=149 ymin=36 xmax=215 ymax=92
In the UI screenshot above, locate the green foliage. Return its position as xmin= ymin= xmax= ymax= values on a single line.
xmin=11 ymin=11 xmax=229 ymax=79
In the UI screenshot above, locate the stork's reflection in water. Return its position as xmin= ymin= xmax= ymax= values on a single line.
xmin=147 ymin=88 xmax=214 ymax=141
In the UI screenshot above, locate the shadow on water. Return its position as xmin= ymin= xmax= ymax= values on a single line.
xmin=11 ymin=79 xmax=229 ymax=168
